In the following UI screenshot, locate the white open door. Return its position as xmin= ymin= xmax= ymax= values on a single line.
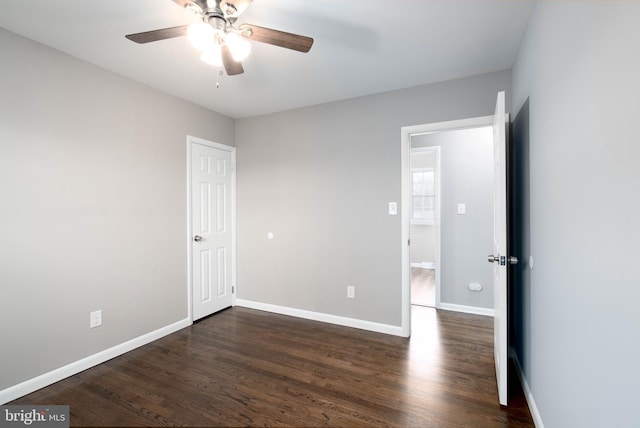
xmin=490 ymin=91 xmax=513 ymax=406
xmin=191 ymin=140 xmax=235 ymax=321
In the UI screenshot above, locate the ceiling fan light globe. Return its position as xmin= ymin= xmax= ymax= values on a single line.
xmin=225 ymin=32 xmax=251 ymax=61
xmin=200 ymin=45 xmax=223 ymax=67
xmin=187 ymin=23 xmax=215 ymax=52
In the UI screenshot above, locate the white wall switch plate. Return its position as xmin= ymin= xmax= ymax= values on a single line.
xmin=457 ymin=203 xmax=466 ymax=215
xmin=90 ymin=310 xmax=102 ymax=328
xmin=388 ymin=202 xmax=398 ymax=215
xmin=347 ymin=286 xmax=355 ymax=299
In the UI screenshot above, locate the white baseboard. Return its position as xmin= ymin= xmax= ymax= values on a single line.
xmin=235 ymin=299 xmax=405 ymax=337
xmin=509 ymin=348 xmax=544 ymax=428
xmin=438 ymin=302 xmax=494 ymax=317
xmin=0 ymin=318 xmax=192 ymax=404
xmin=411 ymin=262 xmax=436 ymax=269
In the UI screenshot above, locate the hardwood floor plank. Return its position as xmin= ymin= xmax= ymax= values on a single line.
xmin=10 ymin=306 xmax=534 ymax=427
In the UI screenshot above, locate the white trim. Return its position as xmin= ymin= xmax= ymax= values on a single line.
xmin=401 ymin=116 xmax=494 ymax=337
xmin=432 ymin=147 xmax=442 ymax=309
xmin=235 ymin=299 xmax=405 ymax=337
xmin=186 ymin=136 xmax=237 ymax=320
xmin=403 ymin=116 xmax=495 ymax=136
xmin=510 ymin=348 xmax=545 ymax=428
xmin=439 ymin=302 xmax=495 ymax=317
xmin=400 ymin=128 xmax=412 ymax=336
xmin=0 ymin=318 xmax=191 ymax=405
xmin=186 ymin=139 xmax=193 ymax=321
xmin=410 ymin=220 xmax=434 ymax=226
xmin=411 ymin=262 xmax=436 ymax=269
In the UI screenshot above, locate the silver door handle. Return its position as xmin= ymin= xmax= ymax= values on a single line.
xmin=488 ymin=255 xmax=518 ymax=265
xmin=193 ymin=235 xmax=203 ymax=242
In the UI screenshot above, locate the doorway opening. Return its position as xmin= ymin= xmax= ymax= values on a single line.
xmin=410 ymin=146 xmax=439 ymax=308
xmin=401 ymin=116 xmax=495 ymax=337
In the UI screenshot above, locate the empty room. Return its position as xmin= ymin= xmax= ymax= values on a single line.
xmin=1 ymin=1 xmax=638 ymax=427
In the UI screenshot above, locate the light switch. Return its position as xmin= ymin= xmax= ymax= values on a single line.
xmin=457 ymin=203 xmax=466 ymax=215
xmin=388 ymin=202 xmax=398 ymax=215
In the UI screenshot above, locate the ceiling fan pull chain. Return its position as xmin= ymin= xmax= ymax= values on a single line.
xmin=216 ymin=68 xmax=223 ymax=88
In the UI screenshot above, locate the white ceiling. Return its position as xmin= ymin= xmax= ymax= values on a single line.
xmin=0 ymin=0 xmax=535 ymax=119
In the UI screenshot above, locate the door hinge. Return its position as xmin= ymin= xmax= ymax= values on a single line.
xmin=408 ymin=239 xmax=410 ymax=246
xmin=232 ymin=286 xmax=235 ymax=294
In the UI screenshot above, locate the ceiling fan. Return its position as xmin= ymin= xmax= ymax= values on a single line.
xmin=125 ymin=0 xmax=314 ymax=76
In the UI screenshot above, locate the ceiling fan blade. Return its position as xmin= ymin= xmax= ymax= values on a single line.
xmin=125 ymin=25 xmax=188 ymax=44
xmin=222 ymin=46 xmax=244 ymax=75
xmin=239 ymin=24 xmax=313 ymax=53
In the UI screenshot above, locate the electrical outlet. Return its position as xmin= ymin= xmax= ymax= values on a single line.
xmin=347 ymin=286 xmax=355 ymax=299
xmin=469 ymin=283 xmax=482 ymax=292
xmin=90 ymin=310 xmax=102 ymax=328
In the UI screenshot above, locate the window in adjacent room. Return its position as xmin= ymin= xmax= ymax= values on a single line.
xmin=411 ymin=168 xmax=435 ymax=225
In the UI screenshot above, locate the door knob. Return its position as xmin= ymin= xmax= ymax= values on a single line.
xmin=488 ymin=254 xmax=519 ymax=265
xmin=193 ymin=235 xmax=203 ymax=242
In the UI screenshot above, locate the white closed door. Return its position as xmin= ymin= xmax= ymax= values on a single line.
xmin=191 ymin=141 xmax=234 ymax=321
xmin=489 ymin=91 xmax=514 ymax=406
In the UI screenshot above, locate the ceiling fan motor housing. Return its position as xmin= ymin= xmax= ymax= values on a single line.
xmin=207 ymin=14 xmax=226 ymax=33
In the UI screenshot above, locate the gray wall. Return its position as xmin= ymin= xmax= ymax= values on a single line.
xmin=511 ymin=2 xmax=640 ymax=427
xmin=0 ymin=28 xmax=234 ymax=391
xmin=410 ymin=224 xmax=436 ymax=265
xmin=412 ymin=128 xmax=494 ymax=309
xmin=235 ymin=70 xmax=511 ymax=326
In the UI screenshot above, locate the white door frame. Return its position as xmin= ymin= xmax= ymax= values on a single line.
xmin=400 ymin=116 xmax=494 ymax=336
xmin=186 ymin=135 xmax=237 ymax=322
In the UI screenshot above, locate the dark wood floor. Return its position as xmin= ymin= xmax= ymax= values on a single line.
xmin=11 ymin=306 xmax=534 ymax=427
